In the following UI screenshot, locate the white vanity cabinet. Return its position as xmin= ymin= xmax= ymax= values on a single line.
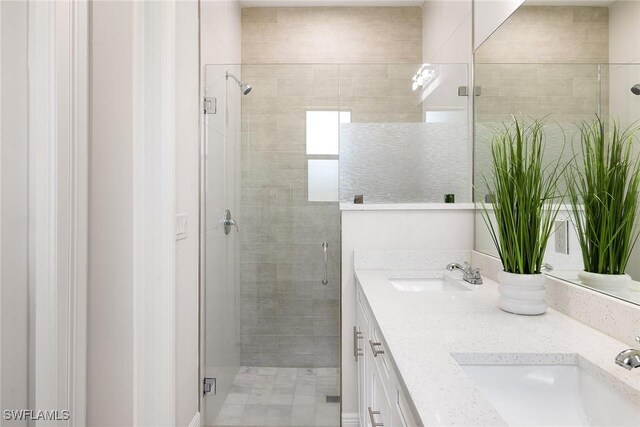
xmin=355 ymin=285 xmax=418 ymax=427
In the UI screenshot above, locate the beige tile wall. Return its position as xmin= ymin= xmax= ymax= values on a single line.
xmin=242 ymin=7 xmax=422 ymax=64
xmin=240 ymin=8 xmax=422 ymax=367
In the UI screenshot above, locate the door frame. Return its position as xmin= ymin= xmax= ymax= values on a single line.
xmin=131 ymin=0 xmax=177 ymax=424
xmin=26 ymin=0 xmax=88 ymax=425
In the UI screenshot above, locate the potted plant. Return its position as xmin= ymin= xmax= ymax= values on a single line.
xmin=568 ymin=117 xmax=640 ymax=291
xmin=480 ymin=118 xmax=564 ymax=315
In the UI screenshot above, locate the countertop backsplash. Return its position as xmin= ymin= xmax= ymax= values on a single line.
xmin=354 ymin=249 xmax=471 ymax=271
xmin=472 ymin=250 xmax=640 ymax=348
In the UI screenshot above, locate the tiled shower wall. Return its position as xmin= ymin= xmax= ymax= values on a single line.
xmin=239 ymin=7 xmax=422 ymax=367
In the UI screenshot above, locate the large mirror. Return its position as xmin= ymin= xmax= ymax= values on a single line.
xmin=473 ymin=0 xmax=640 ymax=305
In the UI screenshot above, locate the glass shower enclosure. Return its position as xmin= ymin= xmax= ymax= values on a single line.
xmin=201 ymin=62 xmax=470 ymax=426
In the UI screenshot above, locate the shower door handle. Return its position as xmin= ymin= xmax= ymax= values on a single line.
xmin=322 ymin=242 xmax=328 ymax=286
xmin=222 ymin=209 xmax=239 ymax=235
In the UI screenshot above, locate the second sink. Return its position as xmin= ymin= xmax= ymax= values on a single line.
xmin=456 ymin=354 xmax=640 ymax=426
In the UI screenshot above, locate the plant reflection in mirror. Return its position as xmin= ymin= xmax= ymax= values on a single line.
xmin=568 ymin=117 xmax=640 ymax=275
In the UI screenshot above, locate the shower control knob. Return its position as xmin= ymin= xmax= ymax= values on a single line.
xmin=221 ymin=209 xmax=239 ymax=235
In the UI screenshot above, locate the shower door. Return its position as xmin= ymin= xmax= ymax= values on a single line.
xmin=203 ymin=64 xmax=342 ymax=427
xmin=201 ymin=64 xmax=242 ymax=424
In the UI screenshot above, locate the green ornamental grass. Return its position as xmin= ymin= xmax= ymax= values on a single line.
xmin=568 ymin=117 xmax=640 ymax=275
xmin=481 ymin=118 xmax=565 ymax=275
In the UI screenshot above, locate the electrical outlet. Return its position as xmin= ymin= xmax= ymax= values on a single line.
xmin=554 ymin=220 xmax=569 ymax=254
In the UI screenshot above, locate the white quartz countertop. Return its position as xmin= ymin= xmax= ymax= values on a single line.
xmin=355 ymin=269 xmax=640 ymax=427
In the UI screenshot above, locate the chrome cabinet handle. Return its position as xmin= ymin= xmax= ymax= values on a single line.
xmin=321 ymin=242 xmax=328 ymax=286
xmin=353 ymin=326 xmax=363 ymax=361
xmin=221 ymin=209 xmax=239 ymax=235
xmin=368 ymin=407 xmax=384 ymax=427
xmin=369 ymin=340 xmax=384 ymax=357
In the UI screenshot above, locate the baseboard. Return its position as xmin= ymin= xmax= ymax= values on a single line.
xmin=188 ymin=411 xmax=200 ymax=427
xmin=342 ymin=412 xmax=360 ymax=427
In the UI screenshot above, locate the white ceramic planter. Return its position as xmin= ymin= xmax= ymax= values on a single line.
xmin=578 ymin=271 xmax=632 ymax=291
xmin=497 ymin=271 xmax=547 ymax=316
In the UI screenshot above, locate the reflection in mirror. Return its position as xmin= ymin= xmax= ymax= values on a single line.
xmin=473 ymin=1 xmax=640 ymax=305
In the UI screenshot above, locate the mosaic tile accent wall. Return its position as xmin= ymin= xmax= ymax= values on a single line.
xmin=339 ymin=122 xmax=470 ymax=204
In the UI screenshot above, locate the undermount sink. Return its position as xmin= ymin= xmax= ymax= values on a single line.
xmin=388 ymin=278 xmax=470 ymax=292
xmin=458 ymin=358 xmax=640 ymax=426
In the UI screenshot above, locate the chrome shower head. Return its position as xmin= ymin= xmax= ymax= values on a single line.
xmin=226 ymin=72 xmax=252 ymax=95
xmin=632 ymin=84 xmax=640 ymax=95
xmin=240 ymin=83 xmax=252 ymax=95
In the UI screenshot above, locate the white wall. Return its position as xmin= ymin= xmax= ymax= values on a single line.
xmin=1 ymin=1 xmax=29 ymax=421
xmin=340 ymin=209 xmax=474 ymax=419
xmin=88 ymin=2 xmax=135 ymax=424
xmin=175 ymin=1 xmax=201 ymax=425
xmin=201 ymin=0 xmax=242 ymax=66
xmin=609 ymin=0 xmax=640 ymax=124
xmin=89 ymin=1 xmax=201 ymax=425
xmin=473 ymin=0 xmax=525 ymax=50
xmin=609 ymin=0 xmax=640 ymax=64
xmin=422 ymin=0 xmax=472 ymax=64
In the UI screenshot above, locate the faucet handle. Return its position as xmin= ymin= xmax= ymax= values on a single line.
xmin=636 ymin=336 xmax=640 ymax=344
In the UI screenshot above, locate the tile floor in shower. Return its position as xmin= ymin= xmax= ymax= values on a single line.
xmin=211 ymin=366 xmax=340 ymax=427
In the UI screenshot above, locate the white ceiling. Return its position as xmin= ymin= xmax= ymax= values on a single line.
xmin=239 ymin=0 xmax=425 ymax=7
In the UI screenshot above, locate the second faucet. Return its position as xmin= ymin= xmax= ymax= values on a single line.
xmin=446 ymin=262 xmax=483 ymax=285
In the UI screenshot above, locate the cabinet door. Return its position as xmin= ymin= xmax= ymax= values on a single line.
xmin=368 ymin=353 xmax=392 ymax=427
xmin=389 ymin=386 xmax=418 ymax=427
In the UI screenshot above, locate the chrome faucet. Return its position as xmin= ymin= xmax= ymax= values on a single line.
xmin=615 ymin=337 xmax=640 ymax=370
xmin=446 ymin=262 xmax=483 ymax=285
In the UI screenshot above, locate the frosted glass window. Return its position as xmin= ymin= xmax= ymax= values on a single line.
xmin=306 ymin=111 xmax=351 ymax=155
xmin=308 ymin=159 xmax=339 ymax=202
